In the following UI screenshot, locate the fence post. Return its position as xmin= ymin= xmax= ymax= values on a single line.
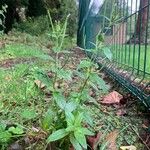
xmin=77 ymin=0 xmax=90 ymax=48
xmin=77 ymin=0 xmax=103 ymax=50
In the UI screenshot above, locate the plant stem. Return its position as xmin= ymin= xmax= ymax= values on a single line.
xmin=78 ymin=67 xmax=92 ymax=102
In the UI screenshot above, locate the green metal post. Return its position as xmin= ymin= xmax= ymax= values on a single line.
xmin=77 ymin=0 xmax=90 ymax=48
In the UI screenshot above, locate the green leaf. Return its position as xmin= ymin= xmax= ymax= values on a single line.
xmin=90 ymin=73 xmax=108 ymax=93
xmin=65 ymin=102 xmax=77 ymax=113
xmin=70 ymin=134 xmax=82 ymax=150
xmin=78 ymin=59 xmax=93 ymax=69
xmin=47 ymin=129 xmax=68 ymax=143
xmin=0 ymin=131 xmax=12 ymax=143
xmin=74 ymin=130 xmax=87 ymax=149
xmin=8 ymin=126 xmax=24 ymax=135
xmin=38 ymin=54 xmax=55 ymax=61
xmin=0 ymin=123 xmax=6 ymax=132
xmin=57 ymin=69 xmax=72 ymax=81
xmin=74 ymin=71 xmax=85 ymax=79
xmin=74 ymin=113 xmax=83 ymax=127
xmin=65 ymin=112 xmax=75 ymax=126
xmin=89 ymin=81 xmax=99 ymax=91
xmin=98 ymin=33 xmax=105 ymax=42
xmin=53 ymin=92 xmax=66 ymax=109
xmin=0 ymin=101 xmax=4 ymax=110
xmin=66 ymin=126 xmax=75 ymax=132
xmin=99 ymin=141 xmax=109 ymax=150
xmin=82 ymin=128 xmax=95 ymax=136
xmin=34 ymin=69 xmax=53 ymax=90
xmin=21 ymin=109 xmax=37 ymax=120
xmin=83 ymin=111 xmax=94 ymax=127
xmin=41 ymin=108 xmax=55 ymax=131
xmin=79 ymin=89 xmax=97 ymax=104
xmin=103 ymin=47 xmax=113 ymax=61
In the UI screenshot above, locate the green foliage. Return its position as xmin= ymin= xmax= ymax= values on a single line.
xmin=41 ymin=109 xmax=55 ymax=131
xmin=47 ymin=129 xmax=68 ymax=142
xmin=45 ymin=0 xmax=77 ymax=36
xmin=0 ymin=5 xmax=7 ymax=34
xmin=21 ymin=108 xmax=37 ymax=120
xmin=5 ymin=43 xmax=49 ymax=59
xmin=0 ymin=123 xmax=24 ymax=145
xmin=60 ymin=0 xmax=78 ymax=36
xmin=26 ymin=13 xmax=108 ymax=150
xmin=14 ymin=15 xmax=49 ymax=36
xmin=103 ymin=47 xmax=113 ymax=61
xmin=8 ymin=126 xmax=24 ymax=135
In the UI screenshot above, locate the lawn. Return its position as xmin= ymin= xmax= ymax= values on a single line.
xmin=112 ymin=44 xmax=150 ymax=76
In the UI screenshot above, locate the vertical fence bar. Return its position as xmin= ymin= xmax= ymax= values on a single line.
xmin=115 ymin=0 xmax=118 ymax=64
xmin=128 ymin=0 xmax=132 ymax=68
xmin=143 ymin=0 xmax=149 ymax=79
xmin=137 ymin=0 xmax=142 ymax=75
xmin=124 ymin=0 xmax=128 ymax=66
xmin=122 ymin=0 xmax=126 ymax=65
xmin=132 ymin=0 xmax=138 ymax=75
xmin=121 ymin=0 xmax=124 ymax=66
xmin=118 ymin=0 xmax=122 ymax=65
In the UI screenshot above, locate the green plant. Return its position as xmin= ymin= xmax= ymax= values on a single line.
xmin=13 ymin=15 xmax=49 ymax=36
xmin=31 ymin=12 xmax=110 ymax=150
xmin=0 ymin=5 xmax=7 ymax=35
xmin=0 ymin=122 xmax=24 ymax=149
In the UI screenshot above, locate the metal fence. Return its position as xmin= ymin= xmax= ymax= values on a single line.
xmin=77 ymin=0 xmax=150 ymax=108
xmin=103 ymin=0 xmax=150 ymax=108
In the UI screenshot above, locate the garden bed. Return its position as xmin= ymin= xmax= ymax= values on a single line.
xmin=0 ymin=32 xmax=149 ymax=150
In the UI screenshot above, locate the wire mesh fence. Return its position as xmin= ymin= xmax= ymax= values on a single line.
xmin=77 ymin=0 xmax=150 ymax=108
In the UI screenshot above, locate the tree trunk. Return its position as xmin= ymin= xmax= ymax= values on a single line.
xmin=127 ymin=0 xmax=149 ymax=44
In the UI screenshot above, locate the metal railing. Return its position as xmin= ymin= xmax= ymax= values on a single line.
xmin=77 ymin=0 xmax=150 ymax=108
xmin=101 ymin=0 xmax=150 ymax=108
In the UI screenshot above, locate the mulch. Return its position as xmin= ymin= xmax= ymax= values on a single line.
xmin=0 ymin=58 xmax=36 ymax=68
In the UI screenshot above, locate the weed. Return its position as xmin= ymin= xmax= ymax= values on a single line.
xmin=28 ymin=12 xmax=110 ymax=150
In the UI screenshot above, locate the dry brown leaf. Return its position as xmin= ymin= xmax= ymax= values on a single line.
xmin=34 ymin=80 xmax=46 ymax=89
xmin=5 ymin=75 xmax=12 ymax=81
xmin=87 ymin=132 xmax=102 ymax=150
xmin=116 ymin=109 xmax=127 ymax=116
xmin=101 ymin=91 xmax=123 ymax=105
xmin=105 ymin=130 xmax=119 ymax=150
xmin=0 ymin=42 xmax=5 ymax=49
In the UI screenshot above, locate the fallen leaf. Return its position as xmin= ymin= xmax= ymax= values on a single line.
xmin=101 ymin=91 xmax=123 ymax=105
xmin=120 ymin=145 xmax=136 ymax=150
xmin=116 ymin=109 xmax=127 ymax=116
xmin=34 ymin=80 xmax=46 ymax=89
xmin=87 ymin=132 xmax=102 ymax=150
xmin=105 ymin=130 xmax=119 ymax=150
xmin=32 ymin=127 xmax=40 ymax=133
xmin=5 ymin=75 xmax=12 ymax=81
xmin=0 ymin=42 xmax=5 ymax=49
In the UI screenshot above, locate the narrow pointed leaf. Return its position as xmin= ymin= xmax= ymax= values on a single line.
xmin=74 ymin=130 xmax=87 ymax=149
xmin=82 ymin=128 xmax=95 ymax=136
xmin=47 ymin=129 xmax=68 ymax=143
xmin=70 ymin=134 xmax=82 ymax=150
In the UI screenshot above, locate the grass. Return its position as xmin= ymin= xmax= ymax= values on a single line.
xmin=0 ymin=43 xmax=50 ymax=60
xmin=0 ymin=31 xmax=147 ymax=149
xmin=113 ymin=44 xmax=150 ymax=75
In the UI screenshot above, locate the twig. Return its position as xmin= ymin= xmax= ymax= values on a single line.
xmin=130 ymin=125 xmax=150 ymax=150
